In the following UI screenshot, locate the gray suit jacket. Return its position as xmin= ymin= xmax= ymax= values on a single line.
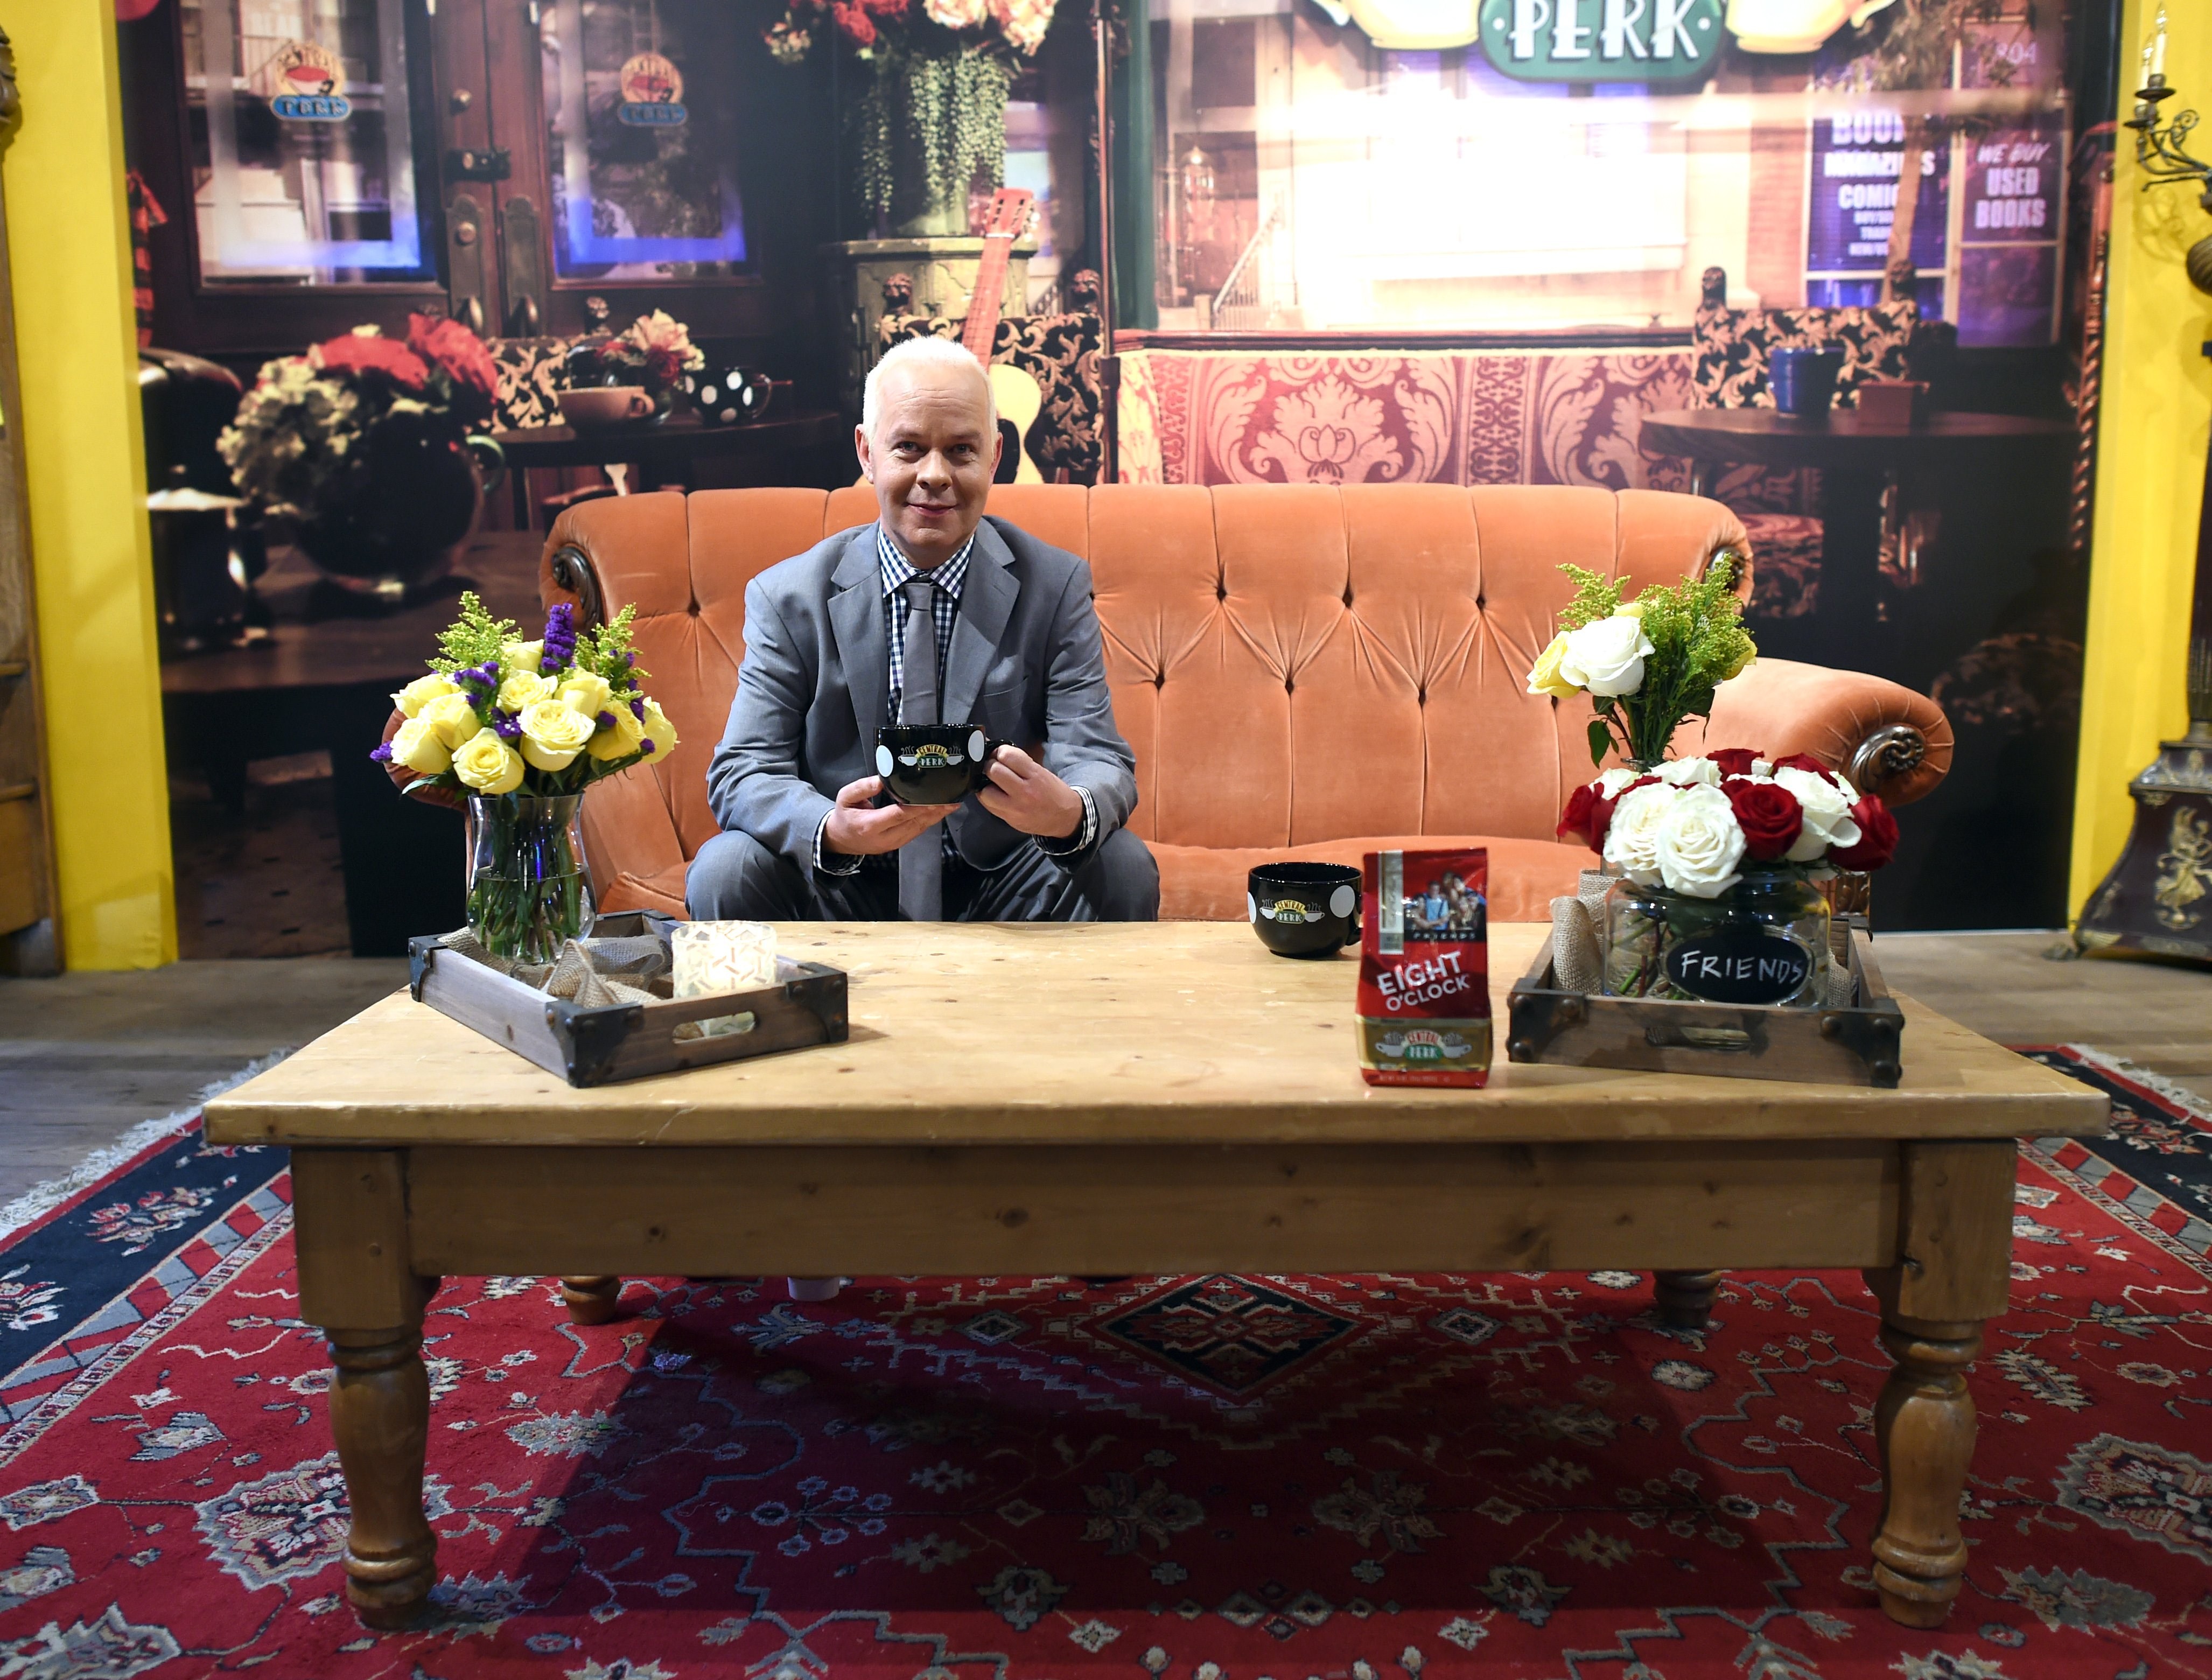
xmin=706 ymin=515 xmax=1139 ymax=872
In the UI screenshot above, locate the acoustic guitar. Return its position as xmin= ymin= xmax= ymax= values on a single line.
xmin=963 ymin=187 xmax=1045 ymax=486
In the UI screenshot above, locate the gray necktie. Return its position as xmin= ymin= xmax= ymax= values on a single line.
xmin=897 ymin=576 xmax=943 ymax=921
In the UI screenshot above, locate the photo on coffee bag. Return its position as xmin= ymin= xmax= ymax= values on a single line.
xmin=1357 ymin=849 xmax=1491 ymax=1087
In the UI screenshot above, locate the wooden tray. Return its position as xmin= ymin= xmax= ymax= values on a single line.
xmin=407 ymin=914 xmax=848 ymax=1086
xmin=1506 ymin=924 xmax=1902 ymax=1087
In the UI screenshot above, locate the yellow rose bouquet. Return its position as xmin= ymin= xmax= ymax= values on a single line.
xmin=373 ymin=594 xmax=677 ymax=961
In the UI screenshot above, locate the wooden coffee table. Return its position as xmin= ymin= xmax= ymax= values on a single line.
xmin=204 ymin=921 xmax=2106 ymax=1633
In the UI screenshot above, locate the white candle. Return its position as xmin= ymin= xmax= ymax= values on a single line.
xmin=673 ymin=920 xmax=778 ymax=1037
xmin=2151 ymin=6 xmax=2168 ymax=79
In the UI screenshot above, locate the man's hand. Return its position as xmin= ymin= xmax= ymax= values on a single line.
xmin=822 ymin=776 xmax=959 ymax=858
xmin=979 ymin=745 xmax=1084 ymax=840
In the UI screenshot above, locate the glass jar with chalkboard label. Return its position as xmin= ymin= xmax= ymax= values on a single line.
xmin=1600 ymin=869 xmax=1831 ymax=1009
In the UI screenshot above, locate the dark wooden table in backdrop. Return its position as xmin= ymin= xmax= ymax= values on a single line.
xmin=492 ymin=409 xmax=848 ymax=523
xmin=1641 ymin=409 xmax=2070 ymax=654
xmin=161 ymin=532 xmax=542 ymax=957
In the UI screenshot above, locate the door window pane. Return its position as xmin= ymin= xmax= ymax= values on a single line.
xmin=540 ymin=0 xmax=750 ymax=279
xmin=183 ymin=0 xmax=432 ymax=283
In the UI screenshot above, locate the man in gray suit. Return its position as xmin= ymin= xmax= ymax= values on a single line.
xmin=688 ymin=335 xmax=1158 ymax=922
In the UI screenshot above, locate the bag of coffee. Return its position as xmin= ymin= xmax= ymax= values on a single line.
xmin=1357 ymin=848 xmax=1491 ymax=1087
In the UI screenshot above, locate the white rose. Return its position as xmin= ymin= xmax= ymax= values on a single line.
xmin=557 ymin=671 xmax=614 ymax=720
xmin=388 ymin=716 xmax=451 ymax=776
xmin=1602 ymin=782 xmax=1675 ymax=887
xmin=393 ymin=673 xmax=460 ymax=718
xmin=519 ymin=698 xmax=596 ymax=772
xmin=1654 ymin=783 xmax=1746 ymax=898
xmin=498 ymin=670 xmax=555 ymax=713
xmin=417 ymin=691 xmax=483 ymax=751
xmin=502 ymin=639 xmax=545 ymax=673
xmin=1774 ymin=765 xmax=1863 ymax=862
xmin=1655 ymin=758 xmax=1722 ymax=787
xmin=1557 ymin=614 xmax=1654 ymax=698
xmin=1595 ymin=767 xmax=1643 ymax=796
xmin=451 ymin=728 xmax=525 ymax=795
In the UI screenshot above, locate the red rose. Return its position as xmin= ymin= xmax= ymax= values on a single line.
xmin=1768 ymin=752 xmax=1833 ymax=779
xmin=406 ymin=313 xmax=498 ymax=400
xmin=314 ymin=333 xmax=429 ymax=389
xmin=832 ymin=3 xmax=876 ymax=43
xmin=1709 ymin=747 xmax=1762 ymax=779
xmin=1829 ymin=795 xmax=1899 ymax=872
xmin=1723 ymin=777 xmax=1803 ymax=862
xmin=1557 ymin=784 xmax=1604 ymax=851
xmin=645 ymin=346 xmax=685 ymax=388
xmin=1557 ymin=775 xmax=1658 ymax=855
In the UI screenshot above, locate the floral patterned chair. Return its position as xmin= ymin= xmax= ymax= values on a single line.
xmin=880 ymin=311 xmax=1103 ymax=484
xmin=1689 ymin=266 xmax=1956 ymax=621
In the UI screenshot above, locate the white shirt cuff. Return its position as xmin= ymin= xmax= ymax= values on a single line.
xmin=1034 ymin=785 xmax=1097 ymax=859
xmin=813 ymin=813 xmax=865 ymax=876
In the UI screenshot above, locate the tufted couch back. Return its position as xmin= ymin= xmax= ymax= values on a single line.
xmin=540 ymin=482 xmax=1768 ymax=918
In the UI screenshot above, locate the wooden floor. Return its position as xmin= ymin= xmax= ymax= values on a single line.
xmin=1 ymin=933 xmax=2205 ymax=1209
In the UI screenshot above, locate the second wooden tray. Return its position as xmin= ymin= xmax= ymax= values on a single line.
xmin=407 ymin=915 xmax=848 ymax=1086
xmin=1506 ymin=925 xmax=1903 ymax=1087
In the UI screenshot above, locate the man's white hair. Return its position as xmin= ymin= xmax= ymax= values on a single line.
xmin=862 ymin=334 xmax=997 ymax=438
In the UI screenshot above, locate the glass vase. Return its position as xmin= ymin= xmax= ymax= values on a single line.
xmin=463 ymin=793 xmax=593 ymax=964
xmin=1601 ymin=867 xmax=1832 ymax=1008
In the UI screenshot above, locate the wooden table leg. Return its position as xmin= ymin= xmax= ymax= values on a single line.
xmin=1868 ymin=1311 xmax=1982 ymax=1626
xmin=1862 ymin=1138 xmax=2015 ymax=1628
xmin=1653 ymin=1269 xmax=1719 ymax=1329
xmin=560 ymin=1275 xmax=622 ymax=1324
xmin=293 ymin=1149 xmax=438 ymax=1629
xmin=329 ymin=1318 xmax=437 ymax=1628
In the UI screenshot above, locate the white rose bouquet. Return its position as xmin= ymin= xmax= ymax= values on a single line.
xmin=1554 ymin=748 xmax=1901 ymax=1003
xmin=373 ymin=594 xmax=677 ymax=960
xmin=1527 ymin=562 xmax=1757 ymax=769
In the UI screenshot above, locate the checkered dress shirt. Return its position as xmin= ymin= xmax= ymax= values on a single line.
xmin=813 ymin=524 xmax=1094 ymax=876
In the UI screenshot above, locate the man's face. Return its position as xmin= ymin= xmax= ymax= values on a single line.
xmin=855 ymin=359 xmax=1000 ymax=569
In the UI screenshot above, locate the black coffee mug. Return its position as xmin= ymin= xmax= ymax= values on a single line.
xmin=1248 ymin=862 xmax=1362 ymax=958
xmin=876 ymin=724 xmax=1002 ymax=805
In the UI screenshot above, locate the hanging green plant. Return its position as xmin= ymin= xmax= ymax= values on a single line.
xmin=767 ymin=0 xmax=1049 ymax=230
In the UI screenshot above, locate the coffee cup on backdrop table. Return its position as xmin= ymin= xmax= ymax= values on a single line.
xmin=1769 ymin=346 xmax=1845 ymax=417
xmin=558 ymin=386 xmax=655 ymax=428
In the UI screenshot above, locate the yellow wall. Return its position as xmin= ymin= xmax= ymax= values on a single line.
xmin=3 ymin=1 xmax=174 ymax=968
xmin=2071 ymin=1 xmax=2212 ymax=920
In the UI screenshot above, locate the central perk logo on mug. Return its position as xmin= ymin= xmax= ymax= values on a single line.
xmin=268 ymin=41 xmax=351 ymax=122
xmin=618 ymin=52 xmax=688 ymax=125
xmin=902 ymin=744 xmax=960 ymax=768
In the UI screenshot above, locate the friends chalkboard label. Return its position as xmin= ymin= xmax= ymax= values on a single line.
xmin=1664 ymin=928 xmax=1813 ymax=1005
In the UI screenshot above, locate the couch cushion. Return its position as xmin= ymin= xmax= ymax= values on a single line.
xmin=1152 ymin=833 xmax=1592 ymax=923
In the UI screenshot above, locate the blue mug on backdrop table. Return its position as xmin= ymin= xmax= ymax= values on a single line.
xmin=1770 ymin=346 xmax=1845 ymax=416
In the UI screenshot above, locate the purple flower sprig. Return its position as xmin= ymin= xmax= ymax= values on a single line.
xmin=369 ymin=741 xmax=394 ymax=763
xmin=596 ymin=711 xmax=618 ymax=731
xmin=629 ymin=695 xmax=647 ymax=722
xmin=453 ymin=660 xmax=501 ymax=701
xmin=541 ymin=604 xmax=577 ymax=675
xmin=492 ymin=709 xmax=523 ymax=741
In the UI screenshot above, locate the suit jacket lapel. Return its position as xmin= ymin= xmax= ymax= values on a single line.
xmin=828 ymin=524 xmax=886 ymax=748
xmin=943 ymin=518 xmax=1017 ymax=729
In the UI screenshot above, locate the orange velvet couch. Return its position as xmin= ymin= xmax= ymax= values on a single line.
xmin=531 ymin=482 xmax=1953 ymax=922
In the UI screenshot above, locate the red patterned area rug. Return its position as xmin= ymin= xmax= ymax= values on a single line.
xmin=4 ymin=1049 xmax=2211 ymax=1679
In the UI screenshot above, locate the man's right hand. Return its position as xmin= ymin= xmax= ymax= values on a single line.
xmin=821 ymin=775 xmax=960 ymax=859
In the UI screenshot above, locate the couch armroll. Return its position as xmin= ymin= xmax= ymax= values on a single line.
xmin=1688 ymin=656 xmax=1953 ymax=806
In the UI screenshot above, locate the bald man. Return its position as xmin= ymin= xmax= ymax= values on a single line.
xmin=688 ymin=335 xmax=1157 ymax=922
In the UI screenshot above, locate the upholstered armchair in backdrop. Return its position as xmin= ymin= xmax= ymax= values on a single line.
xmin=1688 ymin=266 xmax=1958 ymax=621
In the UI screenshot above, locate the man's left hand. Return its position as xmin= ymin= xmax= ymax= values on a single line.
xmin=979 ymin=745 xmax=1084 ymax=840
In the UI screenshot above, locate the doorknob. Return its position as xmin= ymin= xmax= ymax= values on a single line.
xmin=510 ymin=295 xmax=540 ymax=335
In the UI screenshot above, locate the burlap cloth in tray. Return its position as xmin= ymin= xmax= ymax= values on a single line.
xmin=437 ymin=929 xmax=669 ymax=1009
